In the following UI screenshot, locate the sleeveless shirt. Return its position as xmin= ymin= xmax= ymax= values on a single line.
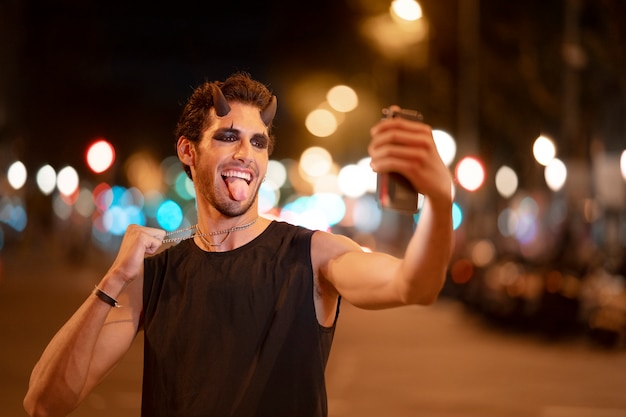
xmin=142 ymin=221 xmax=339 ymax=417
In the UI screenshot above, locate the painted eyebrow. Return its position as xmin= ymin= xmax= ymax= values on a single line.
xmin=213 ymin=127 xmax=238 ymax=135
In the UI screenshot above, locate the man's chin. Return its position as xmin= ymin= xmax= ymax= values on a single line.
xmin=216 ymin=198 xmax=256 ymax=218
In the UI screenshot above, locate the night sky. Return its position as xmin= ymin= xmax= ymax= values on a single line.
xmin=4 ymin=1 xmax=378 ymax=171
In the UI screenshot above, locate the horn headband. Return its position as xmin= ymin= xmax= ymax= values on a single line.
xmin=212 ymin=84 xmax=277 ymax=126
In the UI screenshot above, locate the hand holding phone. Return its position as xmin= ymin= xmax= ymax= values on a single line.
xmin=376 ymin=107 xmax=424 ymax=213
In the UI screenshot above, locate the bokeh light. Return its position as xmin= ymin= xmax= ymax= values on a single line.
xmin=313 ymin=173 xmax=341 ymax=195
xmin=305 ymin=109 xmax=338 ymax=137
xmin=353 ymin=194 xmax=383 ymax=232
xmin=495 ymin=165 xmax=519 ymax=198
xmin=338 ymin=164 xmax=369 ymax=198
xmin=86 ymin=139 xmax=115 ymax=174
xmin=36 ymin=165 xmax=57 ymax=195
xmin=281 ymin=196 xmax=332 ymax=231
xmin=156 ymin=200 xmax=183 ymax=231
xmin=450 ymin=258 xmax=474 ymax=284
xmin=497 ymin=208 xmax=515 ymax=237
xmin=126 ymin=152 xmax=163 ymax=193
xmin=390 ymin=0 xmax=423 ymax=21
xmin=56 ymin=166 xmax=79 ymax=196
xmin=544 ymin=158 xmax=567 ymax=191
xmin=75 ymin=188 xmax=96 ymax=217
xmin=102 ymin=206 xmax=129 ymax=236
xmin=0 ymin=198 xmax=27 ymax=232
xmin=7 ymin=161 xmax=27 ymax=190
xmin=300 ymin=146 xmax=333 ymax=178
xmin=311 ymin=193 xmax=346 ymax=226
xmin=327 ymin=85 xmax=358 ymax=112
xmin=455 ymin=157 xmax=485 ymax=191
xmin=452 ymin=202 xmax=463 ymax=230
xmin=533 ymin=135 xmax=556 ymax=166
xmin=89 ymin=184 xmax=147 ymax=236
xmin=258 ymin=182 xmax=280 ymax=213
xmin=499 ymin=196 xmax=540 ymax=244
xmin=52 ymin=194 xmax=72 ymax=220
xmin=357 ymin=157 xmax=378 ymax=193
xmin=93 ymin=183 xmax=113 ymax=211
xmin=471 ymin=239 xmax=496 ymax=267
xmin=174 ymin=172 xmax=195 ymax=200
xmin=267 ymin=160 xmax=287 ymax=188
xmin=432 ymin=129 xmax=457 ymax=167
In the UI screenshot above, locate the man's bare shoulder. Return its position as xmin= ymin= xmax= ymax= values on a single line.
xmin=310 ymin=230 xmax=363 ymax=271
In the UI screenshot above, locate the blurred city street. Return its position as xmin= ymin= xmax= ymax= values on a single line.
xmin=2 ymin=242 xmax=626 ymax=417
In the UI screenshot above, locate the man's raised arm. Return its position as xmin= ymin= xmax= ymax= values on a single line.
xmin=317 ymin=113 xmax=453 ymax=310
xmin=23 ymin=225 xmax=164 ymax=417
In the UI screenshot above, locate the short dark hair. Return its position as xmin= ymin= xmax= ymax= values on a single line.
xmin=175 ymin=72 xmax=276 ymax=178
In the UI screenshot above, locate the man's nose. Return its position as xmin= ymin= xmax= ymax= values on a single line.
xmin=233 ymin=139 xmax=253 ymax=162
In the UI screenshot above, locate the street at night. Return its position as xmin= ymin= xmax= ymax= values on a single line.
xmin=2 ymin=241 xmax=625 ymax=417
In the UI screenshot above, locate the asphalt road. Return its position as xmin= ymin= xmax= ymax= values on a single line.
xmin=2 ymin=243 xmax=625 ymax=417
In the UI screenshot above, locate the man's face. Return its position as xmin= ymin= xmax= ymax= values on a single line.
xmin=191 ymin=102 xmax=270 ymax=217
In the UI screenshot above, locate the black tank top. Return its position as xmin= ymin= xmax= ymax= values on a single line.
xmin=142 ymin=221 xmax=339 ymax=417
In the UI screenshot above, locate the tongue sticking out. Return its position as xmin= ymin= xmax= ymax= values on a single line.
xmin=225 ymin=177 xmax=250 ymax=201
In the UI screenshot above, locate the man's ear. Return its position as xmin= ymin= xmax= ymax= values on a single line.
xmin=177 ymin=136 xmax=195 ymax=167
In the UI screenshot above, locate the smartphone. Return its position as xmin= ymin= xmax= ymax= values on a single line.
xmin=376 ymin=108 xmax=423 ymax=213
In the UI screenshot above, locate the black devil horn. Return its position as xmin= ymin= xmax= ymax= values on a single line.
xmin=212 ymin=85 xmax=231 ymax=117
xmin=261 ymin=95 xmax=277 ymax=126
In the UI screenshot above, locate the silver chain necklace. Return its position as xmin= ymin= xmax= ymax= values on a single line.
xmin=162 ymin=217 xmax=259 ymax=244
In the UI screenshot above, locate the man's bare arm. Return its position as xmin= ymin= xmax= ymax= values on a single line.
xmin=318 ymin=197 xmax=452 ymax=310
xmin=23 ymin=225 xmax=164 ymax=417
xmin=314 ymin=113 xmax=454 ymax=310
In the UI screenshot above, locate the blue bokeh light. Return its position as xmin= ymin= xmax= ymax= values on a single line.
xmin=156 ymin=200 xmax=184 ymax=231
xmin=452 ymin=202 xmax=463 ymax=230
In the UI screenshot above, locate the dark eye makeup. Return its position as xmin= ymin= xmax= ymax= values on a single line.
xmin=212 ymin=128 xmax=269 ymax=150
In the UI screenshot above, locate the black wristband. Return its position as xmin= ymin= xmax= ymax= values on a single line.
xmin=94 ymin=286 xmax=122 ymax=308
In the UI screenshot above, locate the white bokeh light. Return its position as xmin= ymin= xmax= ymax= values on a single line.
xmin=338 ymin=164 xmax=370 ymax=198
xmin=305 ymin=109 xmax=338 ymax=137
xmin=57 ymin=166 xmax=80 ymax=196
xmin=432 ymin=129 xmax=457 ymax=167
xmin=86 ymin=139 xmax=115 ymax=173
xmin=391 ymin=0 xmax=423 ymax=21
xmin=544 ymin=158 xmax=567 ymax=191
xmin=7 ymin=161 xmax=27 ymax=190
xmin=357 ymin=157 xmax=378 ymax=193
xmin=36 ymin=164 xmax=57 ymax=195
xmin=327 ymin=85 xmax=358 ymax=113
xmin=495 ymin=165 xmax=519 ymax=198
xmin=455 ymin=157 xmax=485 ymax=192
xmin=300 ymin=147 xmax=333 ymax=178
xmin=533 ymin=135 xmax=556 ymax=166
xmin=267 ymin=160 xmax=287 ymax=188
xmin=313 ymin=173 xmax=341 ymax=195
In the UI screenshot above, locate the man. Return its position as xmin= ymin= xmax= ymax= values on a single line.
xmin=24 ymin=72 xmax=453 ymax=417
